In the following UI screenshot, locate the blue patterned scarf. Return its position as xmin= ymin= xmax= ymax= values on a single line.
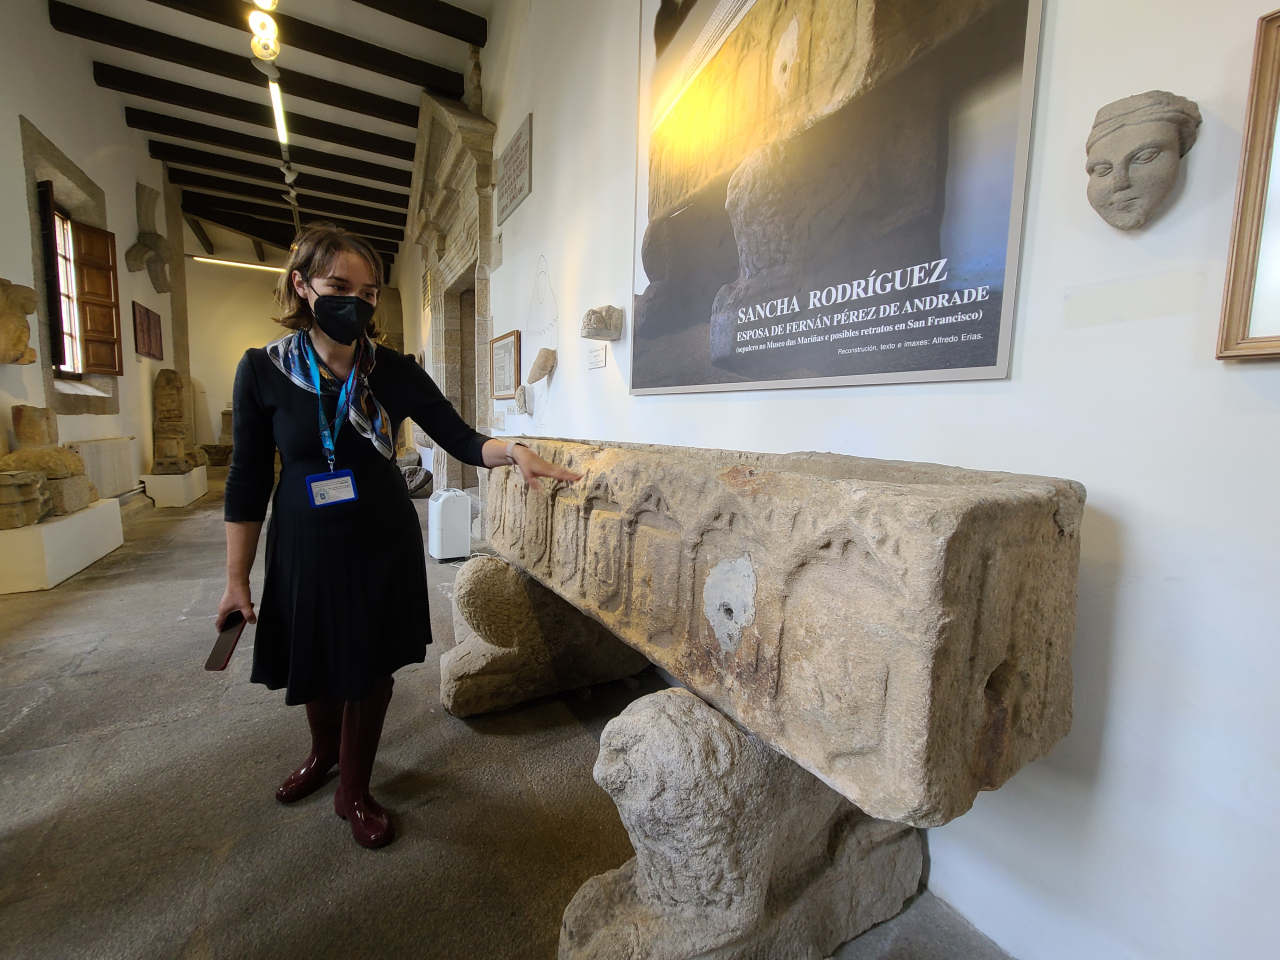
xmin=266 ymin=330 xmax=395 ymax=460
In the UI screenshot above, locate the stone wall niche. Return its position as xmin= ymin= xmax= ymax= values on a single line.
xmin=487 ymin=438 xmax=1085 ymax=828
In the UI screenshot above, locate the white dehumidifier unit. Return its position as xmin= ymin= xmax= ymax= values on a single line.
xmin=428 ymin=488 xmax=471 ymax=560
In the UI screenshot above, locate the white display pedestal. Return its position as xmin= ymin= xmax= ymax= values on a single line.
xmin=0 ymin=499 xmax=124 ymax=593
xmin=141 ymin=465 xmax=208 ymax=508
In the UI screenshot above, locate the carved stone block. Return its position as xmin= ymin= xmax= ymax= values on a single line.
xmin=559 ymin=688 xmax=922 ymax=960
xmin=0 ymin=471 xmax=50 ymax=528
xmin=12 ymin=405 xmax=57 ymax=447
xmin=47 ymin=475 xmax=93 ymax=516
xmin=200 ymin=444 xmax=233 ymax=467
xmin=580 ymin=305 xmax=624 ymax=341
xmin=441 ymin=556 xmax=650 ymax=718
xmin=219 ymin=407 xmax=234 ymax=446
xmin=0 ymin=446 xmax=85 ymax=480
xmin=487 ymin=439 xmax=1085 ymax=827
xmin=151 ymin=369 xmax=195 ymax=473
xmin=150 ymin=458 xmax=193 ymax=476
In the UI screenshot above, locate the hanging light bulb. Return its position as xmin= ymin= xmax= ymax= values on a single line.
xmin=251 ymin=35 xmax=280 ymax=60
xmin=249 ymin=11 xmax=277 ymax=39
xmin=249 ymin=10 xmax=280 ymax=60
xmin=252 ymin=0 xmax=278 ymax=10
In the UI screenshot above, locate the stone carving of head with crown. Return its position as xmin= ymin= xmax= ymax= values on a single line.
xmin=1086 ymin=90 xmax=1202 ymax=230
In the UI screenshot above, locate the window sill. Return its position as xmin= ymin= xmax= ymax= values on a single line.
xmin=53 ymin=378 xmax=111 ymax=397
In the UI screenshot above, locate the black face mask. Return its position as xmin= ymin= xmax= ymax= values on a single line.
xmin=309 ymin=287 xmax=375 ymax=346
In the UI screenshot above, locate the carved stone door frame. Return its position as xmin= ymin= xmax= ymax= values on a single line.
xmin=409 ymin=94 xmax=497 ymax=534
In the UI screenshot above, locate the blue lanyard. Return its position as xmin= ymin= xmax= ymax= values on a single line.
xmin=303 ymin=334 xmax=359 ymax=472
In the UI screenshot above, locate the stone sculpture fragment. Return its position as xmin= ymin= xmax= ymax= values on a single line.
xmin=441 ymin=555 xmax=649 ymax=717
xmin=151 ymin=368 xmax=196 ymax=474
xmin=580 ymin=305 xmax=624 ymax=341
xmin=124 ymin=184 xmax=172 ymax=294
xmin=1086 ymin=91 xmax=1201 ymax=230
xmin=0 ymin=278 xmax=38 ymax=365
xmin=559 ymin=688 xmax=922 ymax=960
xmin=0 ymin=471 xmax=51 ymax=528
xmin=12 ymin=405 xmax=57 ymax=447
xmin=0 ymin=446 xmax=86 ymax=480
xmin=487 ymin=438 xmax=1085 ymax=827
xmin=47 ymin=474 xmax=95 ymax=516
xmin=528 ymin=347 xmax=557 ymax=384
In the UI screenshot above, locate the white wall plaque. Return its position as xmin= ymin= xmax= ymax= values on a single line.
xmin=496 ymin=113 xmax=533 ymax=226
xmin=588 ymin=344 xmax=607 ymax=369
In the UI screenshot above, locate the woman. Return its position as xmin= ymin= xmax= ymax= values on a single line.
xmin=216 ymin=223 xmax=578 ymax=849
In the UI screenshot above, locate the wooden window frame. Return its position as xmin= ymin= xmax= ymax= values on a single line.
xmin=35 ymin=180 xmax=123 ymax=377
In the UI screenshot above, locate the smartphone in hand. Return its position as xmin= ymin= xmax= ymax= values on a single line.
xmin=205 ymin=610 xmax=246 ymax=671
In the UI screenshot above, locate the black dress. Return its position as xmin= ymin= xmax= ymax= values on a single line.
xmin=224 ymin=344 xmax=490 ymax=705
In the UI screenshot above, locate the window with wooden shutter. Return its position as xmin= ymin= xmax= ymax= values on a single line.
xmin=70 ymin=221 xmax=123 ymax=376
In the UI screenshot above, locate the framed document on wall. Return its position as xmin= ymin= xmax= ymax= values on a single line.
xmin=132 ymin=302 xmax=163 ymax=360
xmin=630 ymin=0 xmax=1045 ymax=394
xmin=490 ymin=330 xmax=520 ymax=399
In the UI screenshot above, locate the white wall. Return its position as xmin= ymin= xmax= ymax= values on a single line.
xmin=392 ymin=237 xmax=427 ymax=364
xmin=0 ymin=0 xmax=176 ymax=476
xmin=475 ymin=2 xmax=1280 ymax=958
xmin=186 ymin=255 xmax=285 ymax=446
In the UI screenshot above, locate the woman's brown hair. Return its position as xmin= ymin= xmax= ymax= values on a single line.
xmin=274 ymin=222 xmax=385 ymax=335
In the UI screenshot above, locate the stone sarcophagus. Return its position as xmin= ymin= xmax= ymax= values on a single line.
xmin=487 ymin=439 xmax=1084 ymax=827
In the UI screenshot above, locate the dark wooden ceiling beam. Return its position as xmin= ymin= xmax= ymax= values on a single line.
xmin=351 ymin=0 xmax=487 ymax=48
xmin=184 ymin=204 xmax=399 ymax=267
xmin=126 ymin=109 xmax=414 ymax=187
xmin=183 ymin=214 xmax=215 ymax=254
xmin=181 ymin=203 xmax=294 ymax=250
xmin=94 ymin=63 xmax=416 ymax=161
xmin=49 ymin=1 xmax=418 ymax=127
xmin=150 ymin=141 xmax=409 ymax=208
xmin=166 ymin=168 xmax=408 ymax=227
xmin=143 ymin=0 xmax=463 ymax=96
xmin=181 ymin=191 xmax=404 ymax=243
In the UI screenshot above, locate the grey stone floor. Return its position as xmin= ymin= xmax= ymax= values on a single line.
xmin=0 ymin=472 xmax=1012 ymax=960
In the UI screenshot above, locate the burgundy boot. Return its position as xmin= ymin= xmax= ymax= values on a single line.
xmin=334 ymin=680 xmax=395 ymax=848
xmin=276 ymin=698 xmax=343 ymax=803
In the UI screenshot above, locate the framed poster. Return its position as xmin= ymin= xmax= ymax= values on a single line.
xmin=631 ymin=0 xmax=1044 ymax=394
xmin=1218 ymin=8 xmax=1280 ymax=359
xmin=490 ymin=330 xmax=520 ymax=399
xmin=132 ymin=301 xmax=163 ymax=360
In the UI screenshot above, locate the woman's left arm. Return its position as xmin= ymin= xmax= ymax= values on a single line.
xmin=480 ymin=438 xmax=581 ymax=492
xmin=397 ymin=356 xmax=581 ymax=489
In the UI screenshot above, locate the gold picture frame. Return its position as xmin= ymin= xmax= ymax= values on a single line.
xmin=490 ymin=330 xmax=520 ymax=399
xmin=1219 ymin=9 xmax=1280 ymax=359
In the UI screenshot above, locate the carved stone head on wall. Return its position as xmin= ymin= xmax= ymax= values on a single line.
xmin=1086 ymin=91 xmax=1202 ymax=230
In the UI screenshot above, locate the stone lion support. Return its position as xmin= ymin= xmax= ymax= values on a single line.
xmin=559 ymin=688 xmax=922 ymax=960
xmin=441 ymin=555 xmax=650 ymax=717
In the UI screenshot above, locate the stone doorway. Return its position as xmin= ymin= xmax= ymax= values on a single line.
xmin=409 ymin=93 xmax=496 ymax=534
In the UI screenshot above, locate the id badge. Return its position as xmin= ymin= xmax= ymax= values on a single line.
xmin=307 ymin=468 xmax=358 ymax=507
